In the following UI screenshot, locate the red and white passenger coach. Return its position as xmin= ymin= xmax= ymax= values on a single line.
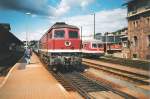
xmin=39 ymin=22 xmax=82 ymax=71
xmin=82 ymin=39 xmax=104 ymax=58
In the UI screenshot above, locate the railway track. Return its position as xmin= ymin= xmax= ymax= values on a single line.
xmin=83 ymin=61 xmax=150 ymax=85
xmin=51 ymin=71 xmax=137 ymax=99
xmin=0 ymin=67 xmax=11 ymax=76
xmin=49 ymin=71 xmax=76 ymax=91
xmin=41 ymin=57 xmax=139 ymax=99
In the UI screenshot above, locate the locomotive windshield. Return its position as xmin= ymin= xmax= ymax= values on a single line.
xmin=54 ymin=30 xmax=65 ymax=38
xmin=69 ymin=31 xmax=78 ymax=38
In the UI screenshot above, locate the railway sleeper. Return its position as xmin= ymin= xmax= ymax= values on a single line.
xmin=81 ymin=73 xmax=137 ymax=99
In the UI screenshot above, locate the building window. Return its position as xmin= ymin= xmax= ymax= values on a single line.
xmin=133 ymin=21 xmax=139 ymax=27
xmin=148 ymin=35 xmax=150 ymax=47
xmin=133 ymin=54 xmax=137 ymax=58
xmin=147 ymin=17 xmax=150 ymax=24
xmin=136 ymin=21 xmax=138 ymax=27
xmin=133 ymin=21 xmax=135 ymax=28
xmin=133 ymin=36 xmax=138 ymax=46
xmin=133 ymin=21 xmax=139 ymax=28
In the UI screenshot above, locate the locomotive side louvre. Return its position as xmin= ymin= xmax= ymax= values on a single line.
xmin=39 ymin=22 xmax=82 ymax=71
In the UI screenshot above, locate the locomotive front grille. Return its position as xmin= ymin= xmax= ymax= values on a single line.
xmin=49 ymin=52 xmax=82 ymax=66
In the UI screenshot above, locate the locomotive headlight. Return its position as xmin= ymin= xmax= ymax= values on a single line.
xmin=65 ymin=41 xmax=71 ymax=47
xmin=64 ymin=57 xmax=71 ymax=61
xmin=64 ymin=56 xmax=71 ymax=65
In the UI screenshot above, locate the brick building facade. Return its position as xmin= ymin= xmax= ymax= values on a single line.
xmin=126 ymin=0 xmax=150 ymax=60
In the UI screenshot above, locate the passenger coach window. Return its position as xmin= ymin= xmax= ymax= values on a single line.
xmin=54 ymin=30 xmax=65 ymax=38
xmin=69 ymin=31 xmax=78 ymax=38
xmin=92 ymin=43 xmax=97 ymax=48
xmin=98 ymin=44 xmax=103 ymax=48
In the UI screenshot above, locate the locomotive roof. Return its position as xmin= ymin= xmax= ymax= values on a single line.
xmin=51 ymin=22 xmax=79 ymax=29
xmin=40 ymin=22 xmax=79 ymax=41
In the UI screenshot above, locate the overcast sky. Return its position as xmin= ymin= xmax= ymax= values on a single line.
xmin=0 ymin=0 xmax=128 ymax=40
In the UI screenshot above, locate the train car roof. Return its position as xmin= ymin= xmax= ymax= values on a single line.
xmin=51 ymin=22 xmax=79 ymax=29
xmin=0 ymin=23 xmax=11 ymax=31
xmin=0 ymin=26 xmax=23 ymax=45
xmin=83 ymin=39 xmax=103 ymax=43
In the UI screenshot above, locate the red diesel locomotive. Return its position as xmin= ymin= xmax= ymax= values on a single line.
xmin=82 ymin=39 xmax=104 ymax=58
xmin=39 ymin=22 xmax=82 ymax=71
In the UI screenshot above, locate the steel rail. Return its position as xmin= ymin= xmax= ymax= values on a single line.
xmin=56 ymin=71 xmax=137 ymax=99
xmin=57 ymin=72 xmax=94 ymax=99
xmin=83 ymin=61 xmax=149 ymax=85
xmin=81 ymin=72 xmax=137 ymax=99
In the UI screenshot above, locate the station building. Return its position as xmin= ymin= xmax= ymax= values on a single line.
xmin=119 ymin=28 xmax=130 ymax=58
xmin=126 ymin=0 xmax=150 ymax=60
xmin=0 ymin=23 xmax=24 ymax=52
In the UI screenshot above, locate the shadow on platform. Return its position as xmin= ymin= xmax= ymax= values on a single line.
xmin=18 ymin=57 xmax=26 ymax=63
xmin=17 ymin=58 xmax=27 ymax=70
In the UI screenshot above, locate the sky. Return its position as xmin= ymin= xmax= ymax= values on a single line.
xmin=0 ymin=0 xmax=128 ymax=41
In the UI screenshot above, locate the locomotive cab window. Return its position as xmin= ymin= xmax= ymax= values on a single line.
xmin=69 ymin=31 xmax=78 ymax=38
xmin=54 ymin=30 xmax=65 ymax=38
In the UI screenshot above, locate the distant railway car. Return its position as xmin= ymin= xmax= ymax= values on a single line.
xmin=82 ymin=39 xmax=104 ymax=58
xmin=106 ymin=43 xmax=122 ymax=54
xmin=39 ymin=22 xmax=82 ymax=71
xmin=109 ymin=43 xmax=122 ymax=50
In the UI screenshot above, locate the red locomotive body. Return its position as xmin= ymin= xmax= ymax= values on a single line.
xmin=82 ymin=39 xmax=104 ymax=58
xmin=39 ymin=22 xmax=82 ymax=71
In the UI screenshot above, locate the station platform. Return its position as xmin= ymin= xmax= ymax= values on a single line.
xmin=0 ymin=53 xmax=82 ymax=99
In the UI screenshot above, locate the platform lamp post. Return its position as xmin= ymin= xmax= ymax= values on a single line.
xmin=105 ymin=32 xmax=108 ymax=55
xmin=91 ymin=13 xmax=95 ymax=39
xmin=25 ymin=12 xmax=31 ymax=49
